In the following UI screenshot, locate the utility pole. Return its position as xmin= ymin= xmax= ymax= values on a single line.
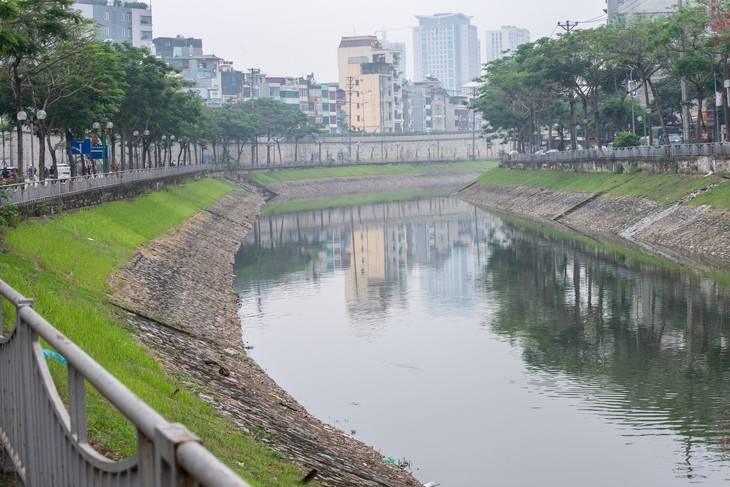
xmin=345 ymin=76 xmax=356 ymax=158
xmin=558 ymin=21 xmax=578 ymax=33
xmin=249 ymin=67 xmax=260 ymax=165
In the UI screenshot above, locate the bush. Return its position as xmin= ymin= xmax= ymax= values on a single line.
xmin=0 ymin=204 xmax=20 ymax=228
xmin=612 ymin=131 xmax=640 ymax=148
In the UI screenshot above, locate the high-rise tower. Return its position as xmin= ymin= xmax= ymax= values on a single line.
xmin=413 ymin=13 xmax=481 ymax=94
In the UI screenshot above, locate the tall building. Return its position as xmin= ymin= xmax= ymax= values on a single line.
xmin=74 ymin=1 xmax=153 ymax=49
xmin=413 ymin=13 xmax=481 ymax=94
xmin=606 ymin=0 xmax=677 ymax=23
xmin=485 ymin=26 xmax=530 ymax=63
xmin=338 ymin=35 xmax=406 ymax=133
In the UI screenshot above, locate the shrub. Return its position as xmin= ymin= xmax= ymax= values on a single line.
xmin=612 ymin=131 xmax=641 ymax=148
xmin=0 ymin=204 xmax=20 ymax=228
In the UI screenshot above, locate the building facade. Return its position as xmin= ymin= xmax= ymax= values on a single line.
xmin=338 ymin=35 xmax=406 ymax=133
xmin=74 ymin=1 xmax=153 ymax=49
xmin=606 ymin=0 xmax=678 ymax=23
xmin=153 ymin=36 xmax=224 ymax=106
xmin=413 ymin=13 xmax=481 ymax=95
xmin=484 ymin=26 xmax=530 ymax=63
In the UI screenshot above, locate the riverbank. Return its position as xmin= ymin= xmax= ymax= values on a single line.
xmin=456 ymin=171 xmax=730 ymax=272
xmin=109 ymin=180 xmax=425 ymax=486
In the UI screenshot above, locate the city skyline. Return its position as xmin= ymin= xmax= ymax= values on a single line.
xmin=151 ymin=0 xmax=606 ymax=82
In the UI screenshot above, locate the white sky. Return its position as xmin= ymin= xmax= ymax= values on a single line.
xmin=150 ymin=0 xmax=606 ymax=83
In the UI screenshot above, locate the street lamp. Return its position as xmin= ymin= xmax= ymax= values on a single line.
xmin=132 ymin=130 xmax=139 ymax=169
xmin=92 ymin=121 xmax=112 ymax=173
xmin=161 ymin=135 xmax=167 ymax=167
xmin=637 ymin=116 xmax=646 ymax=140
xmin=106 ymin=121 xmax=114 ymax=171
xmin=142 ymin=130 xmax=149 ymax=168
xmin=169 ymin=135 xmax=176 ymax=166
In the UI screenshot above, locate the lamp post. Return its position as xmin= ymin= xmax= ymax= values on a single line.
xmin=16 ymin=111 xmax=29 ymax=176
xmin=92 ymin=121 xmax=113 ymax=173
xmin=637 ymin=115 xmax=646 ymax=140
xmin=36 ymin=110 xmax=48 ymax=178
xmin=132 ymin=130 xmax=139 ymax=169
xmin=142 ymin=130 xmax=149 ymax=168
xmin=646 ymin=107 xmax=653 ymax=146
xmin=169 ymin=135 xmax=176 ymax=166
xmin=106 ymin=121 xmax=114 ymax=171
xmin=161 ymin=135 xmax=167 ymax=167
xmin=628 ymin=79 xmax=636 ymax=134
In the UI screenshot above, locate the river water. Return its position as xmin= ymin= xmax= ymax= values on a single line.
xmin=233 ymin=196 xmax=730 ymax=486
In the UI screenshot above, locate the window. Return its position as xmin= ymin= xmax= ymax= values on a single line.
xmin=140 ymin=15 xmax=152 ymax=24
xmin=141 ymin=30 xmax=152 ymax=40
xmin=104 ymin=12 xmax=109 ymax=20
xmin=102 ymin=27 xmax=111 ymax=36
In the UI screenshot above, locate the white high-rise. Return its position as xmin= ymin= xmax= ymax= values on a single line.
xmin=606 ymin=0 xmax=678 ymax=23
xmin=413 ymin=13 xmax=481 ymax=94
xmin=485 ymin=26 xmax=530 ymax=63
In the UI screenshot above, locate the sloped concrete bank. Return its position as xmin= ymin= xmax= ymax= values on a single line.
xmin=110 ymin=182 xmax=422 ymax=486
xmin=457 ymin=182 xmax=730 ymax=271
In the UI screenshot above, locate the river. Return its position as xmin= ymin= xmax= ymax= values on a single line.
xmin=233 ymin=196 xmax=730 ymax=486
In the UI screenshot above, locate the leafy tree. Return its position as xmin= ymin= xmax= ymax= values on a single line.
xmin=0 ymin=0 xmax=90 ymax=176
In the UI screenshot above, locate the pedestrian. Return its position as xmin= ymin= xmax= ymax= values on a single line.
xmin=1 ymin=167 xmax=9 ymax=180
xmin=44 ymin=167 xmax=49 ymax=180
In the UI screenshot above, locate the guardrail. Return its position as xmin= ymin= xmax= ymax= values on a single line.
xmin=0 ymin=165 xmax=214 ymax=205
xmin=503 ymin=142 xmax=730 ymax=164
xmin=0 ymin=279 xmax=251 ymax=487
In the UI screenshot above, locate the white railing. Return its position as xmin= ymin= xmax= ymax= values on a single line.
xmin=503 ymin=142 xmax=730 ymax=164
xmin=1 ymin=165 xmax=214 ymax=205
xmin=0 ymin=279 xmax=251 ymax=487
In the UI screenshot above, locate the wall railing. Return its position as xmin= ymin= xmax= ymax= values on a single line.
xmin=0 ymin=279 xmax=251 ymax=486
xmin=502 ymin=142 xmax=730 ymax=164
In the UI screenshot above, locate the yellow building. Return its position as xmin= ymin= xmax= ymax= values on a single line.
xmin=337 ymin=36 xmax=405 ymax=133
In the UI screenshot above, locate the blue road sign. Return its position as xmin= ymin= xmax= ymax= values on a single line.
xmin=71 ymin=139 xmax=91 ymax=155
xmin=90 ymin=144 xmax=106 ymax=159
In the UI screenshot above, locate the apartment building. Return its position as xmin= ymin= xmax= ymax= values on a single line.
xmin=606 ymin=0 xmax=678 ymax=23
xmin=338 ymin=35 xmax=406 ymax=133
xmin=74 ymin=0 xmax=153 ymax=49
xmin=485 ymin=26 xmax=530 ymax=63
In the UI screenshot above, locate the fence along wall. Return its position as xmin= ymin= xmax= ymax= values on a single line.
xmin=0 ymin=279 xmax=250 ymax=487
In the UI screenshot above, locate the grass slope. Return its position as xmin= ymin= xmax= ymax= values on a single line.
xmin=477 ymin=169 xmax=730 ymax=209
xmin=249 ymin=160 xmax=498 ymax=185
xmin=0 ymin=179 xmax=309 ymax=486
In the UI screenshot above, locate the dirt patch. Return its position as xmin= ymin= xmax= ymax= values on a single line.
xmin=109 ymin=182 xmax=422 ymax=486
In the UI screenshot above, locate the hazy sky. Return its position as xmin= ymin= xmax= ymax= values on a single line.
xmin=151 ymin=0 xmax=606 ymax=82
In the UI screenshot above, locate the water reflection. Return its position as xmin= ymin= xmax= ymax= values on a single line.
xmin=234 ymin=197 xmax=730 ymax=486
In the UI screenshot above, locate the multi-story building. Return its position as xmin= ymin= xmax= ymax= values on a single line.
xmin=484 ymin=26 xmax=530 ymax=63
xmin=413 ymin=13 xmax=481 ymax=95
xmin=74 ymin=0 xmax=153 ymax=49
xmin=338 ymin=35 xmax=406 ymax=133
xmin=153 ymin=36 xmax=224 ymax=106
xmin=606 ymin=0 xmax=677 ymax=23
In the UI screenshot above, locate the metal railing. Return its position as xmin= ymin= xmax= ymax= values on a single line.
xmin=0 ymin=279 xmax=251 ymax=487
xmin=1 ymin=165 xmax=213 ymax=205
xmin=503 ymin=142 xmax=730 ymax=163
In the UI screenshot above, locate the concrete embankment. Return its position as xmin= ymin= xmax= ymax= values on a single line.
xmin=110 ymin=180 xmax=424 ymax=487
xmin=457 ymin=181 xmax=730 ymax=271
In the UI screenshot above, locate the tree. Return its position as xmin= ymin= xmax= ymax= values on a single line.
xmin=0 ymin=0 xmax=90 ymax=176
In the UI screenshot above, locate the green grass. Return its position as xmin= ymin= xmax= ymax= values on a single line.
xmin=262 ymin=188 xmax=455 ymax=214
xmin=478 ymin=169 xmax=730 ymax=209
xmin=249 ymin=160 xmax=498 ymax=185
xmin=0 ymin=178 xmax=312 ymax=486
